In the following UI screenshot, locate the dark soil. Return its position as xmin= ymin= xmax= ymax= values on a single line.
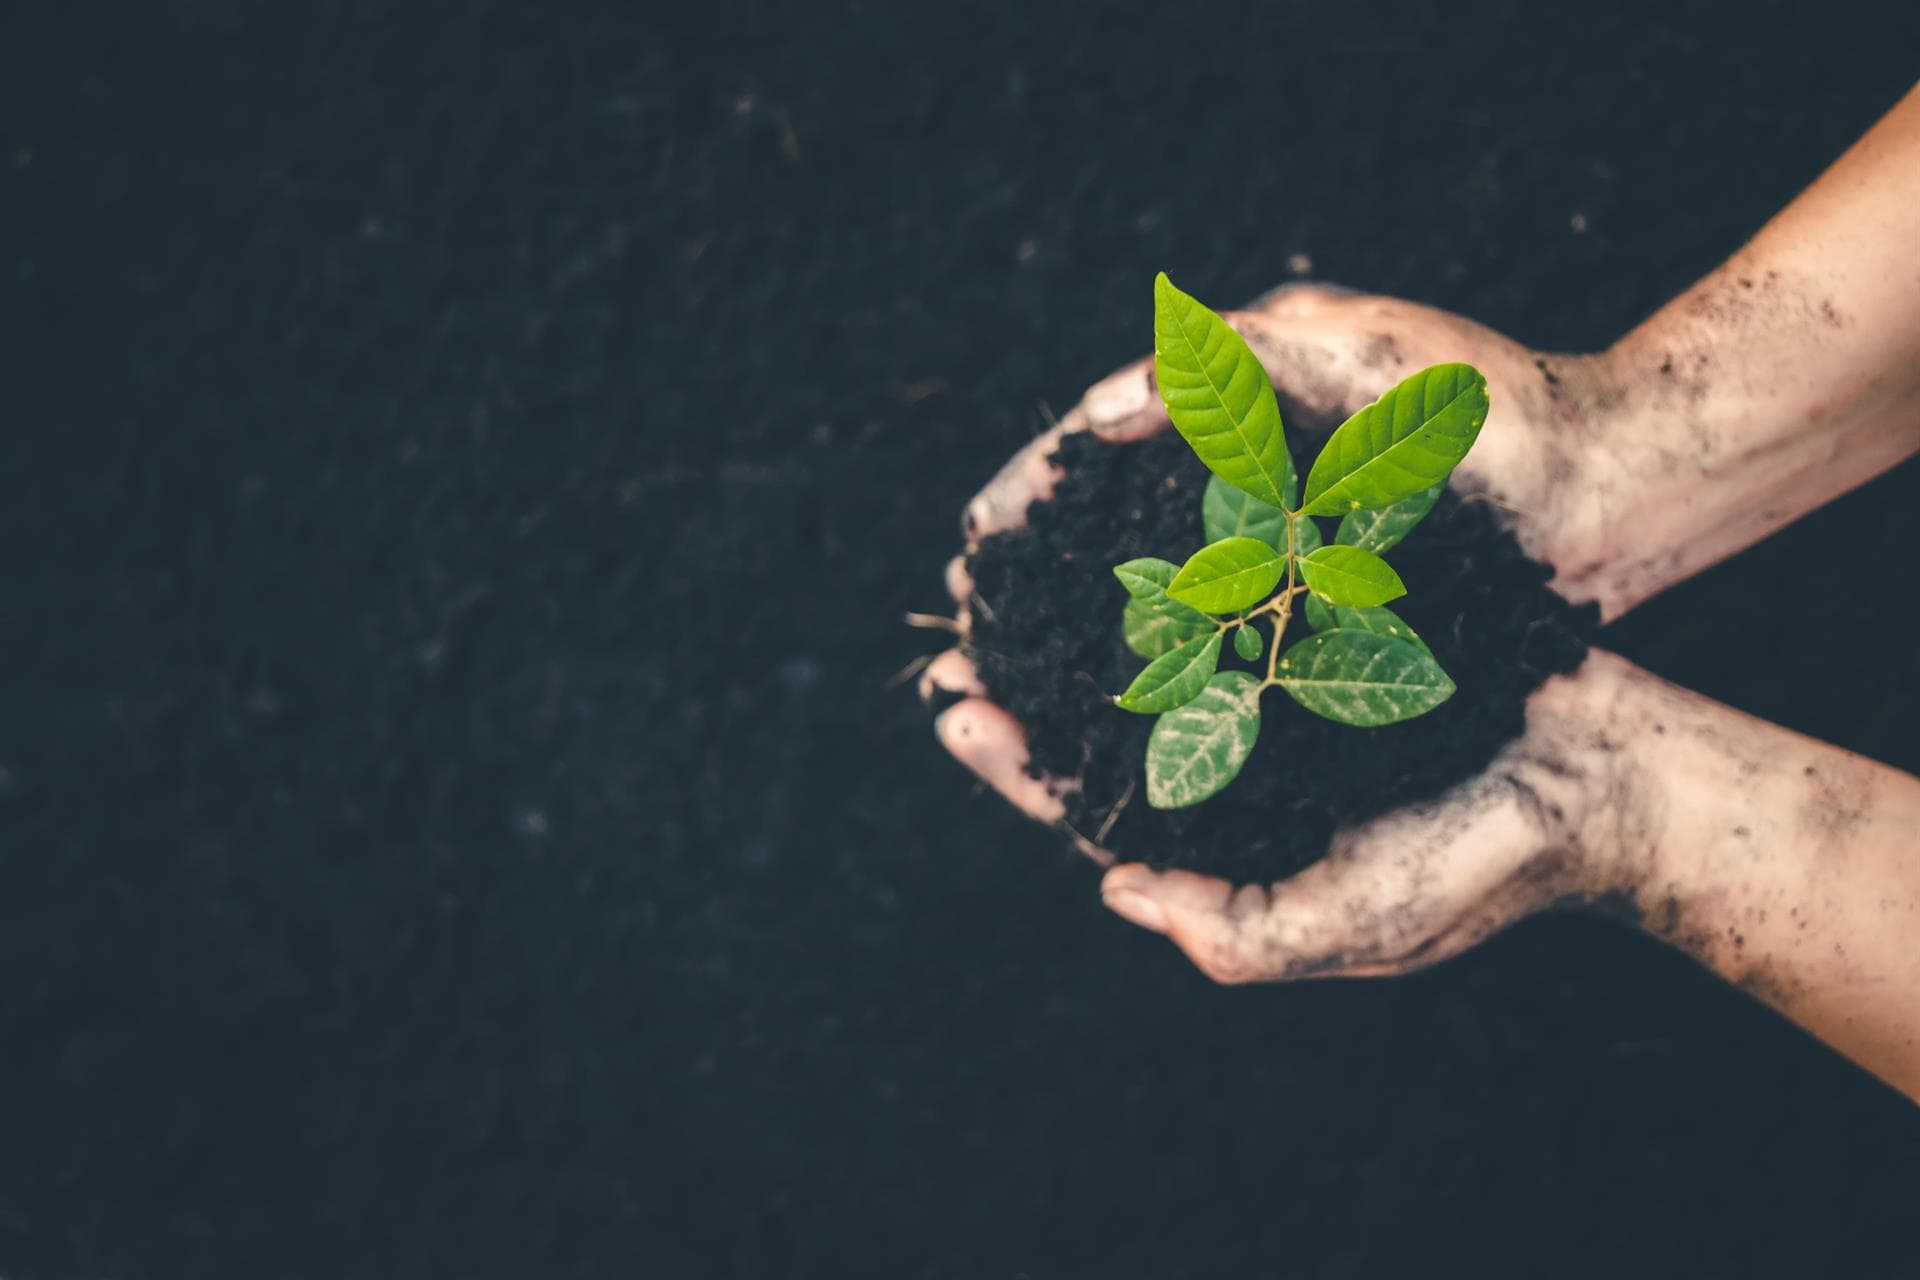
xmin=965 ymin=431 xmax=1597 ymax=882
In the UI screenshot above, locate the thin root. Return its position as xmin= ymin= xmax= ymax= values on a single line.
xmin=903 ymin=611 xmax=964 ymax=634
xmin=1060 ymin=819 xmax=1119 ymax=869
xmin=1094 ymin=776 xmax=1136 ymax=847
xmin=884 ymin=652 xmax=936 ymax=690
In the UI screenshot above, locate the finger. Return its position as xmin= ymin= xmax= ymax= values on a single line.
xmin=943 ymin=554 xmax=973 ymax=609
xmin=963 ymin=422 xmax=1067 ymax=545
xmin=935 ymin=697 xmax=1070 ymax=823
xmin=918 ymin=648 xmax=985 ymax=703
xmin=1099 ymin=866 xmax=1365 ymax=983
xmin=1078 ymin=308 xmax=1397 ymax=449
xmin=942 ymin=554 xmax=976 ymax=632
xmin=1245 ymin=280 xmax=1363 ymax=318
xmin=1100 ymin=865 xmax=1309 ymax=983
xmin=1080 ymin=357 xmax=1166 ymax=443
xmin=1100 ymin=772 xmax=1552 ymax=983
xmin=1100 ymin=864 xmax=1220 ymax=940
xmin=1079 ymin=285 xmax=1369 ymax=442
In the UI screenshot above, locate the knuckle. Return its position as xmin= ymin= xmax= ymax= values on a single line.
xmin=1194 ymin=948 xmax=1257 ymax=986
xmin=1191 ymin=921 xmax=1272 ymax=986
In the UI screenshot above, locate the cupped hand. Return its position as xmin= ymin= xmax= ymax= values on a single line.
xmin=923 ymin=283 xmax=1647 ymax=979
xmin=1094 ymin=650 xmax=1656 ymax=981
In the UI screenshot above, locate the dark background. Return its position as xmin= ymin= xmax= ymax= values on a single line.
xmin=5 ymin=2 xmax=1919 ymax=1276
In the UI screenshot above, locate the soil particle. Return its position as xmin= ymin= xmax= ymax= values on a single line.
xmin=964 ymin=430 xmax=1599 ymax=882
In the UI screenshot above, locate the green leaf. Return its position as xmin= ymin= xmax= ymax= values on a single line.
xmin=1304 ymin=603 xmax=1432 ymax=655
xmin=1200 ymin=474 xmax=1322 ymax=563
xmin=1123 ymin=599 xmax=1209 ymax=659
xmin=1299 ymin=364 xmax=1489 ymax=517
xmin=1168 ymin=537 xmax=1287 ymax=614
xmin=1113 ymin=558 xmax=1213 ymax=630
xmin=1335 ymin=481 xmax=1445 ymax=554
xmin=1275 ymin=630 xmax=1455 ymax=726
xmin=1116 ymin=632 xmax=1222 ymax=713
xmin=1232 ymin=624 xmax=1263 ymax=662
xmin=1153 ymin=273 xmax=1295 ymax=510
xmin=1146 ymin=671 xmax=1263 ymax=809
xmin=1201 ymin=474 xmax=1289 ymax=548
xmin=1299 ymin=544 xmax=1407 ymax=608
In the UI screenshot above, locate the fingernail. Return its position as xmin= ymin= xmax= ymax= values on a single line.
xmin=1103 ymin=888 xmax=1167 ymax=935
xmin=1082 ymin=370 xmax=1150 ymax=425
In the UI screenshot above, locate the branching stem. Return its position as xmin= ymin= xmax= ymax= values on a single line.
xmin=1261 ymin=515 xmax=1301 ymax=687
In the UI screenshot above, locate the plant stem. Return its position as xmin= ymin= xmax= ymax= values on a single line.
xmin=1263 ymin=514 xmax=1301 ymax=686
xmin=1248 ymin=584 xmax=1308 ymax=618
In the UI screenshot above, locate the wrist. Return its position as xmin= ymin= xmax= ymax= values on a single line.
xmin=1564 ymin=271 xmax=1920 ymax=619
xmin=1524 ymin=652 xmax=1797 ymax=912
xmin=1585 ymin=658 xmax=1860 ymax=955
xmin=1499 ymin=348 xmax=1653 ymax=621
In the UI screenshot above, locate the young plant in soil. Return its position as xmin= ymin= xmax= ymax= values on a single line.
xmin=1114 ymin=274 xmax=1489 ymax=809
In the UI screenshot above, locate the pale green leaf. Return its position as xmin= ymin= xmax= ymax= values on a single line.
xmin=1232 ymin=624 xmax=1263 ymax=662
xmin=1168 ymin=537 xmax=1287 ymax=614
xmin=1123 ymin=599 xmax=1210 ymax=659
xmin=1113 ymin=558 xmax=1213 ymax=630
xmin=1335 ymin=481 xmax=1445 ymax=553
xmin=1276 ymin=630 xmax=1454 ymax=726
xmin=1299 ymin=364 xmax=1488 ymax=516
xmin=1201 ymin=473 xmax=1289 ymax=548
xmin=1116 ymin=632 xmax=1221 ymax=713
xmin=1299 ymin=544 xmax=1407 ymax=608
xmin=1146 ymin=671 xmax=1263 ymax=809
xmin=1305 ymin=603 xmax=1432 ymax=655
xmin=1153 ymin=273 xmax=1295 ymax=509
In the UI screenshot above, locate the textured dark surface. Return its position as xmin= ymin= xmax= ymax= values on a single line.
xmin=966 ymin=431 xmax=1596 ymax=882
xmin=5 ymin=2 xmax=1920 ymax=1277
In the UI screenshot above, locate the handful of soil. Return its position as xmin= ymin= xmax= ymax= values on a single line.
xmin=962 ymin=430 xmax=1599 ymax=883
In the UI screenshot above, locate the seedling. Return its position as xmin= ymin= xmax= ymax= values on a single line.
xmin=1112 ymin=274 xmax=1489 ymax=808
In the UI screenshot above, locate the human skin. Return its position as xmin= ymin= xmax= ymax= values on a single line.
xmin=924 ymin=83 xmax=1920 ymax=1099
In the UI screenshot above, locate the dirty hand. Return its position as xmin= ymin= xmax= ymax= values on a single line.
xmin=924 ymin=90 xmax=1920 ymax=1092
xmin=920 ymin=281 xmax=1652 ymax=976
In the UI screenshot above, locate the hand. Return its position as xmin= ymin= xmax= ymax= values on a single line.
xmin=950 ymin=282 xmax=1629 ymax=614
xmin=923 ymin=282 xmax=1647 ymax=974
xmin=1094 ymin=650 xmax=1655 ymax=982
xmin=931 ymin=92 xmax=1920 ymax=1090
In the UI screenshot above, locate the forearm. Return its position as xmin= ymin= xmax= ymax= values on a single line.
xmin=1598 ymin=665 xmax=1920 ymax=1099
xmin=1573 ymin=82 xmax=1920 ymax=615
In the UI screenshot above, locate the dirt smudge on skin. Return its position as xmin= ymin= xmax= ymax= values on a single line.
xmin=1801 ymin=762 xmax=1872 ymax=843
xmin=1242 ymin=333 xmax=1350 ymax=434
xmin=1355 ymin=332 xmax=1406 ymax=373
xmin=1733 ymin=958 xmax=1808 ymax=1012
